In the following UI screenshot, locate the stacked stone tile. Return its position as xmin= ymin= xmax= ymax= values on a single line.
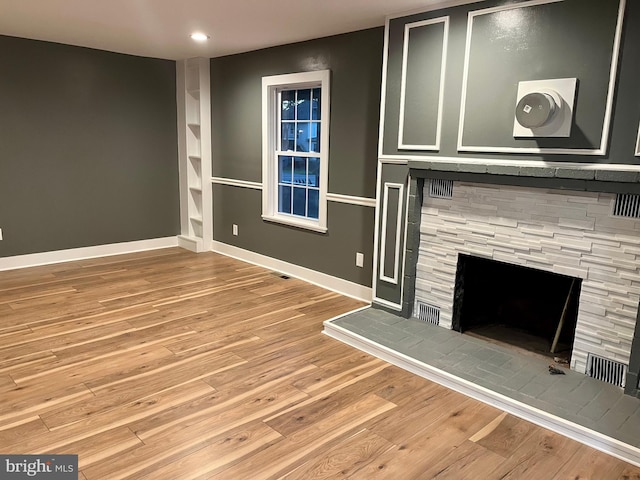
xmin=415 ymin=181 xmax=640 ymax=374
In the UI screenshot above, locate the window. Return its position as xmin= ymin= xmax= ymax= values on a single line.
xmin=262 ymin=70 xmax=330 ymax=232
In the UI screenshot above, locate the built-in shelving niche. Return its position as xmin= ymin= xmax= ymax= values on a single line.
xmin=177 ymin=58 xmax=212 ymax=253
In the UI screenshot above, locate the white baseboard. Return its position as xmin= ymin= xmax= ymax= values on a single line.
xmin=323 ymin=317 xmax=640 ymax=468
xmin=212 ymin=241 xmax=373 ymax=303
xmin=177 ymin=235 xmax=204 ymax=253
xmin=0 ymin=237 xmax=179 ymax=272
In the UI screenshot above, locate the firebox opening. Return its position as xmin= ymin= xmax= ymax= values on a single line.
xmin=452 ymin=254 xmax=581 ymax=361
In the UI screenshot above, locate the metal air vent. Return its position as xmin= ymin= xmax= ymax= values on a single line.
xmin=586 ymin=353 xmax=627 ymax=388
xmin=429 ymin=179 xmax=453 ymax=199
xmin=415 ymin=301 xmax=440 ymax=326
xmin=613 ymin=194 xmax=640 ymax=219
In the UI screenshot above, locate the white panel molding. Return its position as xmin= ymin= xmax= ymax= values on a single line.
xmin=457 ymin=0 xmax=626 ymax=156
xmin=398 ymin=16 xmax=449 ymax=151
xmin=386 ymin=0 xmax=495 ymax=21
xmin=211 ymin=241 xmax=372 ymax=303
xmin=379 ymin=182 xmax=405 ymax=285
xmin=212 ymin=177 xmax=263 ymax=190
xmin=0 ymin=237 xmax=178 ymax=272
xmin=323 ymin=319 xmax=640 ymax=468
xmin=326 ymin=193 xmax=376 ymax=208
xmin=382 ymin=175 xmax=412 ymax=311
xmin=379 ymin=157 xmax=410 ymax=165
xmin=372 ymin=161 xmax=384 ymax=301
xmin=211 ymin=177 xmax=376 ymax=207
xmin=373 ymin=162 xmax=410 ymax=311
xmin=176 ymin=61 xmax=189 ymax=238
xmin=379 ymin=154 xmax=640 ymax=172
xmin=372 ymin=296 xmax=403 ymax=311
xmin=378 ymin=17 xmax=392 ymax=159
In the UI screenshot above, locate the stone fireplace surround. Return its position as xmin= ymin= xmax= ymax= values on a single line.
xmin=401 ymin=163 xmax=640 ymax=396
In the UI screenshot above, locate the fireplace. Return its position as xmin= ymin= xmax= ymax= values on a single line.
xmin=412 ymin=179 xmax=640 ymax=378
xmin=451 ymin=253 xmax=581 ymax=360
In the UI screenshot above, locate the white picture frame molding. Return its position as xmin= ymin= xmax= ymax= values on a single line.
xmin=456 ymin=0 xmax=626 ymax=156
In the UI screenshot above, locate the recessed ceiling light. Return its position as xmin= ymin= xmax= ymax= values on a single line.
xmin=190 ymin=32 xmax=210 ymax=42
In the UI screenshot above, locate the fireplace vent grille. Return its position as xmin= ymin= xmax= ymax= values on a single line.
xmin=586 ymin=353 xmax=627 ymax=388
xmin=429 ymin=179 xmax=453 ymax=199
xmin=415 ymin=301 xmax=440 ymax=326
xmin=613 ymin=194 xmax=640 ymax=218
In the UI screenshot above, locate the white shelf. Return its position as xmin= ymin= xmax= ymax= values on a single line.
xmin=178 ymin=57 xmax=211 ymax=254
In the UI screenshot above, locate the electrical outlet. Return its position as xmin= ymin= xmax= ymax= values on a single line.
xmin=232 ymin=224 xmax=238 ymax=236
xmin=356 ymin=252 xmax=364 ymax=268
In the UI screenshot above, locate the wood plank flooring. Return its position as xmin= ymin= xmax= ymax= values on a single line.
xmin=0 ymin=247 xmax=639 ymax=479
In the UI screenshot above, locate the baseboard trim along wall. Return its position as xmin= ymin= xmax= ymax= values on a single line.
xmin=212 ymin=240 xmax=373 ymax=303
xmin=0 ymin=237 xmax=179 ymax=271
xmin=323 ymin=317 xmax=640 ymax=468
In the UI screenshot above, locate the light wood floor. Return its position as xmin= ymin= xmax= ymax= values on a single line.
xmin=1 ymin=248 xmax=639 ymax=479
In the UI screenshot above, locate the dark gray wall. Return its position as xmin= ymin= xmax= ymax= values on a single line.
xmin=0 ymin=36 xmax=179 ymax=257
xmin=210 ymin=28 xmax=383 ymax=287
xmin=382 ymin=0 xmax=638 ymax=163
xmin=213 ymin=185 xmax=375 ymax=285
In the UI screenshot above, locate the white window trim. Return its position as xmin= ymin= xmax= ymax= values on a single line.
xmin=261 ymin=70 xmax=331 ymax=233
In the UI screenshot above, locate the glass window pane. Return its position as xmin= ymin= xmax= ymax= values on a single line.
xmin=307 ymin=157 xmax=320 ymax=187
xmin=295 ymin=122 xmax=310 ymax=152
xmin=312 ymin=88 xmax=321 ymax=120
xmin=293 ymin=187 xmax=306 ymax=216
xmin=281 ymin=90 xmax=295 ymax=121
xmin=278 ymin=156 xmax=293 ymax=184
xmin=293 ymin=157 xmax=306 ymax=186
xmin=310 ymin=123 xmax=320 ymax=153
xmin=297 ymin=89 xmax=311 ymax=120
xmin=308 ymin=189 xmax=319 ymax=219
xmin=278 ymin=185 xmax=292 ymax=214
xmin=281 ymin=122 xmax=295 ymax=151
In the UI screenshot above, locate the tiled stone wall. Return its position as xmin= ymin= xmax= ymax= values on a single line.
xmin=415 ymin=181 xmax=640 ymax=374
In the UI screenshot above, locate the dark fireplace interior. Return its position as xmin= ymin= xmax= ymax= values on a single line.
xmin=452 ymin=254 xmax=581 ymax=360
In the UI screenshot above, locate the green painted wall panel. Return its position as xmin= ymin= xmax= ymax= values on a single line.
xmin=374 ymin=163 xmax=409 ymax=307
xmin=210 ymin=28 xmax=383 ymax=287
xmin=211 ymin=27 xmax=383 ymax=199
xmin=382 ymin=0 xmax=639 ymax=165
xmin=0 ymin=36 xmax=179 ymax=257
xmin=400 ymin=20 xmax=445 ymax=148
xmin=213 ymin=185 xmax=375 ymax=287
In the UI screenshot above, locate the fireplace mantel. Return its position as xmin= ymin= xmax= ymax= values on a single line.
xmin=407 ymin=159 xmax=640 ymax=192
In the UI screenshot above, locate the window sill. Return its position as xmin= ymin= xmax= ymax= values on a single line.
xmin=262 ymin=214 xmax=328 ymax=234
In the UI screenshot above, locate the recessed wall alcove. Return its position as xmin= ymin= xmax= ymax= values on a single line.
xmin=451 ymin=253 xmax=581 ymax=360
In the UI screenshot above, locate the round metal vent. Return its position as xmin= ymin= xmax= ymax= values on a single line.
xmin=515 ymin=90 xmax=561 ymax=128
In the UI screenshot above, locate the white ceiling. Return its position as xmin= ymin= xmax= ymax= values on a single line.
xmin=0 ymin=0 xmax=468 ymax=60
